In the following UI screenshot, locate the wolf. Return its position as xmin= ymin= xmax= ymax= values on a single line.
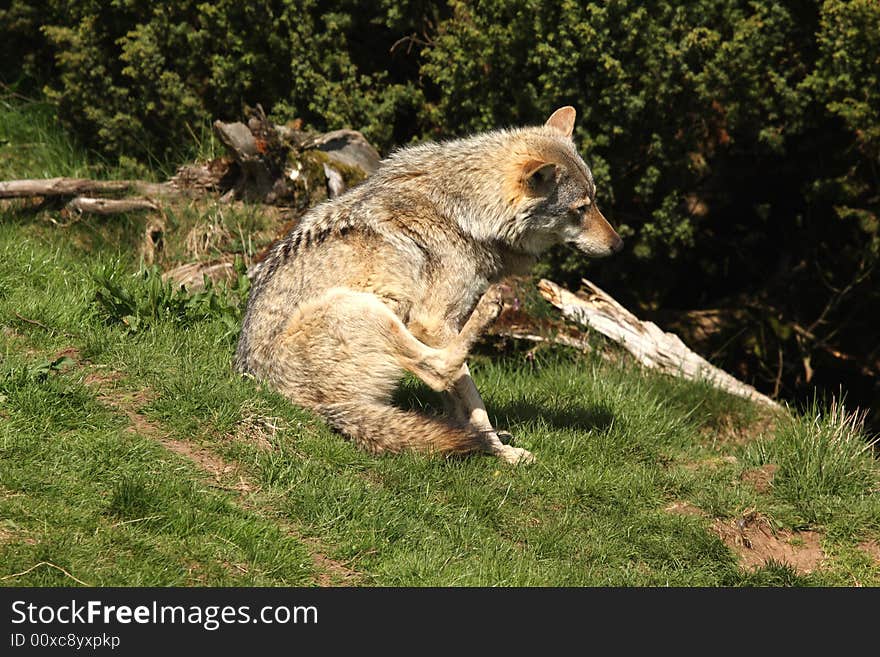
xmin=234 ymin=107 xmax=622 ymax=464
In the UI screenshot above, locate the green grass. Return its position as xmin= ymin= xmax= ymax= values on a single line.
xmin=1 ymin=99 xmax=879 ymax=586
xmin=744 ymin=400 xmax=879 ymax=532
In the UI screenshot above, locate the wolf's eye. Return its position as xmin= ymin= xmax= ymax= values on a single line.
xmin=569 ymin=204 xmax=588 ymax=225
xmin=571 ymin=199 xmax=591 ymax=216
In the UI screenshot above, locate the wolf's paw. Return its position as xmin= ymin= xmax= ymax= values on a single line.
xmin=474 ymin=284 xmax=507 ymax=323
xmin=496 ymin=445 xmax=535 ymax=466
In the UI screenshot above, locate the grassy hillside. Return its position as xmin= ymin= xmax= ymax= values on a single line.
xmin=1 ymin=97 xmax=878 ymax=586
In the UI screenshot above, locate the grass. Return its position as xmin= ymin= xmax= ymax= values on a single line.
xmin=1 ymin=98 xmax=879 ymax=587
xmin=744 ymin=400 xmax=879 ymax=532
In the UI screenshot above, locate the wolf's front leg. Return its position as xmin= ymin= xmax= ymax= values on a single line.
xmin=448 ymin=365 xmax=534 ymax=465
xmin=444 ymin=283 xmax=534 ymax=465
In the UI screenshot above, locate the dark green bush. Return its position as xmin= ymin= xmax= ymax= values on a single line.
xmin=2 ymin=0 xmax=428 ymax=158
xmin=3 ymin=0 xmax=878 ymax=410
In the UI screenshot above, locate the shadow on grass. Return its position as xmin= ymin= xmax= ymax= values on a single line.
xmin=393 ymin=380 xmax=616 ymax=434
xmin=490 ymin=398 xmax=615 ymax=433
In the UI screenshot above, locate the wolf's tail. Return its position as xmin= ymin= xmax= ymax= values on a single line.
xmin=320 ymin=402 xmax=483 ymax=456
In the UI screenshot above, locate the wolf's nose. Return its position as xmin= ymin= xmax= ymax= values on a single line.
xmin=611 ymin=235 xmax=624 ymax=253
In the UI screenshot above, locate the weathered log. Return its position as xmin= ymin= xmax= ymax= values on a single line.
xmin=538 ymin=278 xmax=781 ymax=408
xmin=301 ymin=129 xmax=382 ymax=174
xmin=212 ymin=115 xmax=379 ymax=205
xmin=212 ymin=120 xmax=277 ymax=202
xmin=66 ymin=196 xmax=158 ymax=215
xmin=169 ymin=159 xmax=236 ymax=193
xmin=0 ymin=177 xmax=170 ymax=199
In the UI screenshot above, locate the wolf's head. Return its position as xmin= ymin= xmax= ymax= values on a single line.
xmin=506 ymin=107 xmax=623 ymax=258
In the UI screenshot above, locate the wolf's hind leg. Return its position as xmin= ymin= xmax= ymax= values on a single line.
xmin=272 ymin=288 xmax=484 ymax=456
xmin=276 ymin=287 xmax=528 ymax=462
xmin=392 ymin=285 xmax=506 ymax=392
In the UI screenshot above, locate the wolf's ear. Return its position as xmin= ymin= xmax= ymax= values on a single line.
xmin=522 ymin=160 xmax=557 ymax=197
xmin=545 ymin=106 xmax=576 ymax=138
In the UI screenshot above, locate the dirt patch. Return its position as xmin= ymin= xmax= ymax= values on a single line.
xmin=741 ymin=464 xmax=778 ymax=494
xmin=83 ymin=369 xmax=124 ymax=387
xmin=713 ymin=512 xmax=825 ymax=574
xmin=700 ymin=413 xmax=778 ymax=447
xmin=223 ymin=560 xmax=252 ymax=576
xmin=94 ymin=384 xmax=254 ymax=492
xmin=2 ymin=325 xmax=27 ymax=340
xmin=0 ymin=522 xmax=37 ymax=546
xmin=857 ymin=540 xmax=880 ymax=565
xmin=682 ymin=455 xmax=738 ymax=471
xmin=158 ymin=434 xmax=252 ymax=491
xmin=184 ymin=560 xmax=211 ymax=585
xmin=303 ymin=540 xmax=360 ymax=587
xmin=664 ymin=501 xmax=704 ymax=517
xmin=55 ymin=346 xmax=81 ymax=361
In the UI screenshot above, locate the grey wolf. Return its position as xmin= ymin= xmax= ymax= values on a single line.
xmin=235 ymin=107 xmax=622 ymax=464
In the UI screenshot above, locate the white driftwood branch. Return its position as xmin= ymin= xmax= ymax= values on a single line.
xmin=538 ymin=278 xmax=781 ymax=409
xmin=66 ymin=196 xmax=158 ymax=215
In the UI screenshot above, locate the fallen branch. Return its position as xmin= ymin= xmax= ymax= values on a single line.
xmin=538 ymin=278 xmax=781 ymax=409
xmin=213 ymin=111 xmax=380 ymax=203
xmin=0 ymin=177 xmax=171 ymax=199
xmin=0 ymin=112 xmax=380 ymax=213
xmin=66 ymin=196 xmax=159 ymax=215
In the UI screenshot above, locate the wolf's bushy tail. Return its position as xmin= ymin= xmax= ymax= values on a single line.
xmin=320 ymin=402 xmax=483 ymax=456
